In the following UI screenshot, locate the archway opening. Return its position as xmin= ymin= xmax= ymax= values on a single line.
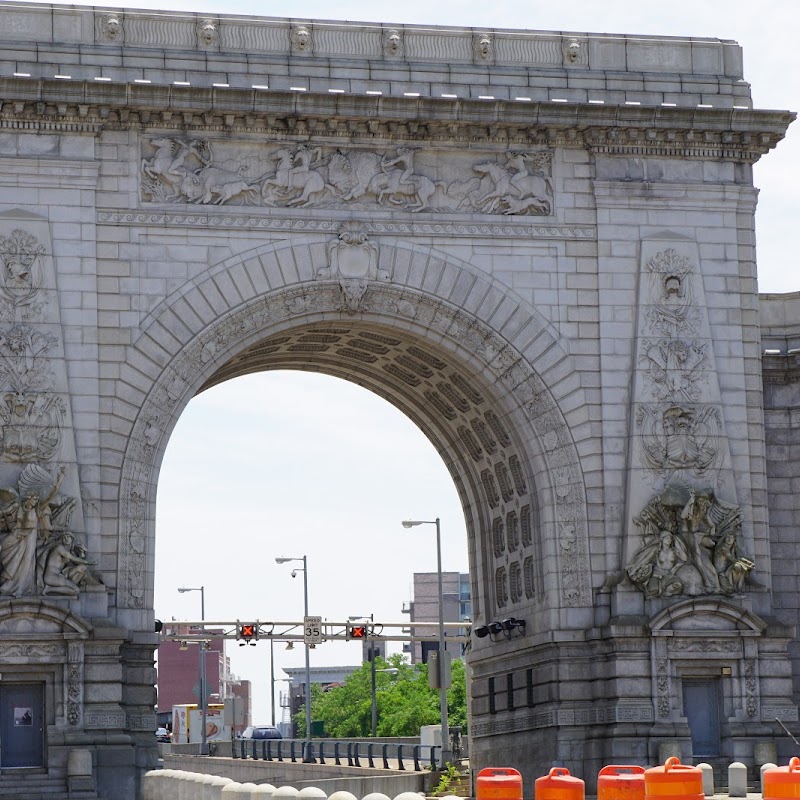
xmin=154 ymin=367 xmax=471 ymax=725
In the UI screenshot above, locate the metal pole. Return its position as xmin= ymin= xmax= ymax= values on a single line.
xmin=435 ymin=518 xmax=452 ymax=765
xmin=370 ymin=647 xmax=377 ymax=737
xmin=302 ymin=555 xmax=312 ymax=750
xmin=200 ymin=585 xmax=207 ymax=755
xmin=270 ymin=636 xmax=276 ymax=727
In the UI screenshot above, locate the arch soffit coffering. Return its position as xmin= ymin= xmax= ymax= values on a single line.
xmin=114 ymin=239 xmax=595 ymax=612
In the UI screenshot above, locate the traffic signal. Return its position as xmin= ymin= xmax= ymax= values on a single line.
xmin=237 ymin=621 xmax=259 ymax=646
xmin=346 ymin=622 xmax=369 ymax=640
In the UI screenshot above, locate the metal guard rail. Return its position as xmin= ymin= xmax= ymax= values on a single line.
xmin=233 ymin=738 xmax=440 ymax=771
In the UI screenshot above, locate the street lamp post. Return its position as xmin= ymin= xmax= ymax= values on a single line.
xmin=349 ymin=614 xmax=379 ymax=736
xmin=276 ymin=556 xmax=312 ymax=754
xmin=177 ymin=585 xmax=207 ymax=754
xmin=401 ymin=517 xmax=452 ymax=765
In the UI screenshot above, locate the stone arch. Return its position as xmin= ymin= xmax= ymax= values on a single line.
xmin=0 ymin=599 xmax=93 ymax=639
xmin=111 ymin=238 xmax=597 ymax=631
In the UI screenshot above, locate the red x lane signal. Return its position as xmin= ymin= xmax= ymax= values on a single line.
xmin=347 ymin=623 xmax=368 ymax=640
xmin=238 ymin=623 xmax=258 ymax=642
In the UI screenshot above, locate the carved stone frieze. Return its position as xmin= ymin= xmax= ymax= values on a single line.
xmin=627 ymin=485 xmax=753 ymax=598
xmin=99 ymin=209 xmax=594 ymax=239
xmin=0 ymin=642 xmax=61 ymax=659
xmin=140 ymin=137 xmax=555 ymax=216
xmin=0 ymin=326 xmax=58 ymax=391
xmin=0 ymin=391 xmax=65 ymax=463
xmin=643 ymin=249 xmax=701 ymax=337
xmin=636 ymin=403 xmax=722 ymax=484
xmin=0 ymin=464 xmax=100 ymax=599
xmin=0 ymin=229 xmax=46 ymax=322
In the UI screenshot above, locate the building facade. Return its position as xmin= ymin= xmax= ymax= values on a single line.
xmin=0 ymin=4 xmax=796 ymax=798
xmin=403 ymin=572 xmax=471 ymax=663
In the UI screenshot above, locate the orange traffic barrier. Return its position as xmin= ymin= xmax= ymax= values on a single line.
xmin=763 ymin=757 xmax=800 ymax=799
xmin=644 ymin=757 xmax=703 ymax=800
xmin=535 ymin=767 xmax=585 ymax=800
xmin=476 ymin=768 xmax=524 ymax=800
xmin=598 ymin=765 xmax=646 ymax=800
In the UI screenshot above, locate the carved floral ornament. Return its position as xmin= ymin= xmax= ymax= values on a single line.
xmin=140 ymin=136 xmax=555 ymax=216
xmin=118 ymin=272 xmax=591 ymax=610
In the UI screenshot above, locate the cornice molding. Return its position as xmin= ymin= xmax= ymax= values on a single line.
xmin=97 ymin=209 xmax=596 ymax=239
xmin=0 ymin=79 xmax=793 ymax=160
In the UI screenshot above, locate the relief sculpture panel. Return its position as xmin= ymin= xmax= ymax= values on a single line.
xmin=624 ymin=241 xmax=747 ymax=600
xmin=141 ymin=137 xmax=555 ymax=215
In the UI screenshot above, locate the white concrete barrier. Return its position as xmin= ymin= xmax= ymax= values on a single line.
xmin=729 ymin=762 xmax=748 ymax=798
xmin=393 ymin=793 xmax=424 ymax=800
xmin=251 ymin=783 xmax=276 ymax=798
xmin=327 ymin=791 xmax=358 ymax=800
xmin=697 ymin=763 xmax=714 ymax=797
xmin=298 ymin=788 xmax=327 ymax=800
xmin=273 ymin=787 xmax=300 ymax=800
xmin=361 ymin=793 xmax=391 ymax=800
xmin=142 ymin=769 xmax=161 ymax=800
xmin=222 ymin=783 xmax=249 ymax=800
xmin=206 ymin=775 xmax=235 ymax=800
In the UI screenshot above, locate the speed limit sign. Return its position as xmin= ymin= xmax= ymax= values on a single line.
xmin=304 ymin=615 xmax=323 ymax=645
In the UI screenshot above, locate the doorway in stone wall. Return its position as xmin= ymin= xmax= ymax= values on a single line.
xmin=0 ymin=683 xmax=45 ymax=768
xmin=683 ymin=678 xmax=721 ymax=757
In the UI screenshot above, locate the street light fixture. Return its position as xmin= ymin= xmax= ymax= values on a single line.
xmin=400 ymin=517 xmax=452 ymax=765
xmin=177 ymin=585 xmax=207 ymax=754
xmin=276 ymin=556 xmax=312 ymax=755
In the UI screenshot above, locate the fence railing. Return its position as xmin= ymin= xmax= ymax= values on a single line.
xmin=233 ymin=738 xmax=441 ymax=771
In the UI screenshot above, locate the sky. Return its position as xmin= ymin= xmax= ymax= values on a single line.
xmin=19 ymin=0 xmax=800 ymax=724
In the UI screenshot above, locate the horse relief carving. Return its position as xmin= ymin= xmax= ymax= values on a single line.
xmin=141 ymin=137 xmax=556 ymax=216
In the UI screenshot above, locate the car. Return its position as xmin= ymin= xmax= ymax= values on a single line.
xmin=240 ymin=725 xmax=282 ymax=740
xmin=155 ymin=727 xmax=172 ymax=743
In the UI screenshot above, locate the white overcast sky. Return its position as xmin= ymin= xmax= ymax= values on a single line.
xmin=23 ymin=0 xmax=800 ymax=723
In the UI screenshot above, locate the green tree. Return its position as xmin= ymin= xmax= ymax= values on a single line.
xmin=303 ymin=652 xmax=468 ymax=739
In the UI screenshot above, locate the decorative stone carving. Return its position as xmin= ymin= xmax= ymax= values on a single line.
xmin=627 ymin=486 xmax=753 ymax=598
xmin=101 ymin=14 xmax=122 ymax=41
xmin=140 ymin=137 xmax=556 ymax=216
xmin=640 ymin=338 xmax=708 ymax=402
xmin=564 ymin=38 xmax=582 ymax=63
xmin=317 ymin=222 xmax=387 ymax=314
xmin=0 ymin=465 xmax=98 ymax=598
xmin=644 ymin=249 xmax=701 ymax=337
xmin=197 ymin=19 xmax=218 ymax=47
xmin=636 ymin=403 xmax=721 ymax=482
xmin=119 ymin=272 xmax=591 ymax=609
xmin=291 ymin=24 xmax=311 ymax=54
xmin=383 ymin=28 xmax=403 ymax=58
xmin=0 ymin=326 xmax=58 ymax=391
xmin=0 ymin=391 xmax=65 ymax=463
xmin=0 ymin=229 xmax=45 ymax=322
xmin=474 ymin=32 xmax=494 ymax=62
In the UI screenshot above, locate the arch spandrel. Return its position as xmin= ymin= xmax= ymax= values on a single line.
xmin=113 ymin=239 xmax=593 ymax=630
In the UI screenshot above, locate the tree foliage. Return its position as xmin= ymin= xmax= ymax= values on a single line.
xmin=295 ymin=653 xmax=468 ymax=738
